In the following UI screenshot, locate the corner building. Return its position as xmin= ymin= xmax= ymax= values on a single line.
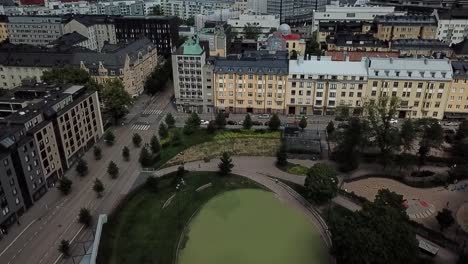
xmin=213 ymin=51 xmax=288 ymax=114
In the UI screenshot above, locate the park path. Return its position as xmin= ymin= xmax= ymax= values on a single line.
xmin=154 ymin=156 xmax=459 ymax=264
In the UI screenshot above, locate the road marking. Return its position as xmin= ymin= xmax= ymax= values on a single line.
xmin=52 ymin=225 xmax=85 ymax=264
xmin=0 ymin=219 xmax=37 ymax=257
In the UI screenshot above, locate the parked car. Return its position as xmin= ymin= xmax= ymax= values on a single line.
xmin=258 ymin=114 xmax=271 ymax=119
xmin=445 ymin=121 xmax=459 ymax=126
xmin=227 ymin=120 xmax=237 ymax=125
xmin=252 ymin=121 xmax=262 ymax=126
xmin=389 ymin=118 xmax=398 ymax=124
xmin=200 ymin=120 xmax=210 ymax=125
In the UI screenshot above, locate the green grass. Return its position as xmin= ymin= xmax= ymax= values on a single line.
xmin=97 ymin=172 xmax=261 ymax=264
xmin=277 ymin=162 xmax=310 ymax=176
xmin=156 ymin=128 xmax=281 ymax=168
xmin=178 ymin=189 xmax=325 ymax=264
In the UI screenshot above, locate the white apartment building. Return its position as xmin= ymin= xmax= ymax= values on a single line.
xmin=64 ymin=16 xmax=117 ymax=51
xmin=228 ymin=14 xmax=280 ymax=39
xmin=162 ymin=0 xmax=234 ymax=20
xmin=8 ymin=16 xmax=65 ymax=46
xmin=436 ymin=9 xmax=468 ymax=45
xmin=312 ymin=5 xmax=405 ymax=32
xmin=287 ymin=57 xmax=368 ymax=115
xmin=247 ymin=0 xmax=268 ymax=14
xmin=90 ymin=0 xmax=161 ymax=16
xmin=195 ymin=9 xmax=242 ymax=30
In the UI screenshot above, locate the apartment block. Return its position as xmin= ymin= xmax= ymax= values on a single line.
xmin=374 ymin=15 xmax=438 ymax=41
xmin=287 ymin=57 xmax=368 ymax=116
xmin=213 ymin=51 xmax=289 ymax=114
xmin=0 ymin=84 xmax=103 ymax=229
xmin=317 ymin=21 xmax=372 ymax=45
xmin=366 ymin=58 xmax=453 ymax=119
xmin=7 ymin=16 xmax=66 ymax=46
xmin=161 ymin=0 xmax=234 ymax=20
xmin=436 ymin=9 xmax=468 ymax=45
xmin=0 ymin=15 xmax=8 ymax=43
xmin=390 ymin=39 xmax=452 ymax=57
xmin=64 ymin=15 xmax=117 ymax=51
xmin=446 ymin=61 xmax=468 ymax=119
xmin=172 ymin=36 xmax=213 ymax=113
xmin=114 ymin=16 xmax=178 ymax=56
xmin=228 ymin=14 xmax=280 ymax=39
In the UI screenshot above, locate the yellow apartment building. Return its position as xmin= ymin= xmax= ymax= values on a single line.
xmin=446 ymin=61 xmax=468 ymax=119
xmin=374 ymin=15 xmax=438 ymax=41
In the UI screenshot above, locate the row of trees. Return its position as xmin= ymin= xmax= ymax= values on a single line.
xmin=144 ymin=59 xmax=173 ymax=95
xmin=332 ymin=96 xmax=445 ymax=171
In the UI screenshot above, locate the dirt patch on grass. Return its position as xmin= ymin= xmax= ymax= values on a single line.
xmin=166 ymin=138 xmax=280 ymax=166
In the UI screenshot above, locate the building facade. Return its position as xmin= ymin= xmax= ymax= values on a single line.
xmin=228 ymin=14 xmax=280 ymax=39
xmin=0 ymin=15 xmax=8 ymax=42
xmin=64 ymin=15 xmax=117 ymax=51
xmin=366 ymin=58 xmax=453 ymax=119
xmin=287 ymin=57 xmax=368 ymax=115
xmin=7 ymin=16 xmax=66 ymax=46
xmin=213 ymin=51 xmax=289 ymax=114
xmin=446 ymin=61 xmax=468 ymax=119
xmin=161 ymin=0 xmax=234 ymax=20
xmin=173 ymin=36 xmax=213 ymax=113
xmin=374 ymin=15 xmax=438 ymax=41
xmin=114 ymin=16 xmax=178 ymax=56
xmin=436 ymin=9 xmax=468 ymax=45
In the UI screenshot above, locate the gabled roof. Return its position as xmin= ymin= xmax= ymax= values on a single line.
xmin=452 ymin=38 xmax=468 ymax=55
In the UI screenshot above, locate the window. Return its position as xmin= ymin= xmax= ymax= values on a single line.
xmin=372 ymin=81 xmax=378 ymax=87
xmin=393 ymin=82 xmax=399 ymax=88
xmin=371 ymin=91 xmax=377 ymax=96
xmin=414 ymin=101 xmax=419 ymax=107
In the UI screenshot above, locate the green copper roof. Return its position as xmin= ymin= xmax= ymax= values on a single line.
xmin=182 ymin=36 xmax=204 ymax=55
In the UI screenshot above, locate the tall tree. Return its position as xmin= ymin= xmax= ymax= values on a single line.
xmin=243 ymin=23 xmax=261 ymax=39
xmin=104 ymin=131 xmax=115 ymax=146
xmin=400 ymin=119 xmax=416 ymax=153
xmin=276 ymin=143 xmax=288 ymax=166
xmin=268 ymin=114 xmax=281 ymax=131
xmin=93 ymin=178 xmax=104 ymax=198
xmin=335 ymin=118 xmax=367 ymax=171
xmin=122 ymin=146 xmax=130 ymax=161
xmin=436 ymin=208 xmax=455 ymax=231
xmin=218 ymin=152 xmax=234 ymax=176
xmin=132 ymin=133 xmax=142 ymax=148
xmin=298 ymin=116 xmax=307 ymax=131
xmin=418 ymin=141 xmax=430 ymax=170
xmin=215 ymin=112 xmax=227 ymax=129
xmin=101 ymin=79 xmax=132 ymax=124
xmin=150 ymin=135 xmax=161 ymax=154
xmin=42 ymin=67 xmax=91 ymax=85
xmin=58 ymin=240 xmax=70 ymax=257
xmin=107 ymin=161 xmax=119 ymax=179
xmin=423 ymin=122 xmax=444 ymax=148
xmin=78 ymin=208 xmax=92 ymax=228
xmin=365 ymin=96 xmax=401 ymax=167
xmin=158 ymin=123 xmax=169 ymax=138
xmin=184 ymin=112 xmax=201 ymax=134
xmin=139 ymin=147 xmax=152 ymax=167
xmin=304 ymin=163 xmax=338 ymax=204
xmin=93 ymin=146 xmax=102 ymax=160
xmin=165 ymin=113 xmax=176 ymax=128
xmin=455 ymin=120 xmax=468 ymax=140
xmin=75 ymin=158 xmax=88 ymax=177
xmin=58 ymin=177 xmax=72 ymax=195
xmin=243 ymin=114 xmax=252 ymax=130
xmin=326 ymin=121 xmax=335 ymax=139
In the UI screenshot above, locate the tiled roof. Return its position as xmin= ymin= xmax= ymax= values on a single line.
xmin=282 ymin=34 xmax=300 ymax=41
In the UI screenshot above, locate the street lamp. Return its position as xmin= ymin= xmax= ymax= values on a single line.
xmin=175 ymin=178 xmax=186 ymax=231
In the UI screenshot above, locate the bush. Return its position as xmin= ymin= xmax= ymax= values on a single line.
xmin=410 ymin=170 xmax=435 ymax=177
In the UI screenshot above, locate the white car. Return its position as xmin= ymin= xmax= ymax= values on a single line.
xmin=258 ymin=114 xmax=271 ymax=119
xmin=200 ymin=120 xmax=210 ymax=125
xmin=389 ymin=118 xmax=398 ymax=124
xmin=445 ymin=121 xmax=459 ymax=126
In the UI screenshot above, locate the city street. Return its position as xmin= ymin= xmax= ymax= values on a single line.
xmin=0 ymin=89 xmax=173 ymax=264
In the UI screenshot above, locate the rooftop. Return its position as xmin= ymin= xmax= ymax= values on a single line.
xmin=325 ymin=51 xmax=400 ymax=61
xmin=391 ymin=39 xmax=450 ymax=49
xmin=214 ymin=51 xmax=289 ymax=75
xmin=451 ymin=38 xmax=468 ymax=55
xmin=48 ymin=32 xmax=88 ymax=47
xmin=327 ymin=33 xmax=386 ymax=47
xmin=438 ymin=9 xmax=468 ymax=20
xmin=289 ymin=57 xmax=368 ymax=76
xmin=374 ymin=15 xmax=437 ymax=25
xmin=368 ymin=58 xmax=453 ymax=80
xmin=176 ymin=36 xmax=204 ymax=55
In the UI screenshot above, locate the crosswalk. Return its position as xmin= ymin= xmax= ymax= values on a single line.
xmin=142 ymin=109 xmax=163 ymax=115
xmin=131 ymin=122 xmax=151 ymax=131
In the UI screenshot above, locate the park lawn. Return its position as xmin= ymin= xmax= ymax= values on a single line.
xmin=158 ymin=128 xmax=281 ymax=168
xmin=277 ymin=162 xmax=310 ymax=176
xmin=178 ymin=189 xmax=325 ymax=264
xmin=97 ymin=172 xmax=261 ymax=264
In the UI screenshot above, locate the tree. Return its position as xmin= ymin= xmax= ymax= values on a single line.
xmin=165 ymin=113 xmax=176 ymax=128
xmin=243 ymin=23 xmax=261 ymax=39
xmin=305 ymin=32 xmax=321 ymax=56
xmin=423 ymin=122 xmax=444 ymax=148
xmin=326 ymin=121 xmax=335 ymax=139
xmin=146 ymin=176 xmax=160 ymax=192
xmin=185 ymin=16 xmax=195 ymax=26
xmin=158 ymin=123 xmax=169 ymax=138
xmin=150 ymin=135 xmax=161 ymax=154
xmin=304 ymin=163 xmax=338 ymax=204
xmin=101 ymin=79 xmax=132 ymax=124
xmin=183 ymin=112 xmax=201 ymax=134
xmin=290 ymin=50 xmax=298 ymax=59
xmin=334 ymin=118 xmax=367 ymax=171
xmin=75 ymin=158 xmax=88 ymax=177
xmin=144 ymin=60 xmax=172 ymax=94
xmin=298 ymin=116 xmax=307 ymax=131
xmin=150 ymin=5 xmax=163 ymax=15
xmin=218 ymin=152 xmax=234 ymax=176
xmin=78 ymin=208 xmax=92 ymax=228
xmin=455 ymin=120 xmax=468 ymax=140
xmin=330 ymin=189 xmax=419 ymax=264
xmin=58 ymin=177 xmax=72 ymax=195
xmin=171 ymin=130 xmax=182 ymax=145
xmin=268 ymin=114 xmax=281 ymax=131
xmin=93 ymin=146 xmax=102 ymax=160
xmin=436 ymin=208 xmax=455 ymax=231
xmin=215 ymin=112 xmax=227 ymax=129
xmin=139 ymin=147 xmax=152 ymax=167
xmin=104 ymin=131 xmax=115 ymax=146
xmin=107 ymin=161 xmax=119 ymax=179
xmin=418 ymin=141 xmax=430 ymax=170
xmin=243 ymin=114 xmax=252 ymax=130
xmin=122 ymin=146 xmax=130 ymax=161
xmin=93 ymin=178 xmax=104 ymax=198
xmin=58 ymin=240 xmax=70 ymax=257
xmin=132 ymin=133 xmax=142 ymax=147
xmin=42 ymin=67 xmax=91 ymax=85
xmin=207 ymin=121 xmax=216 ymax=134
xmin=364 ymin=96 xmax=401 ymax=167
xmin=276 ymin=143 xmax=288 ymax=166
xmin=400 ymin=119 xmax=416 ymax=153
